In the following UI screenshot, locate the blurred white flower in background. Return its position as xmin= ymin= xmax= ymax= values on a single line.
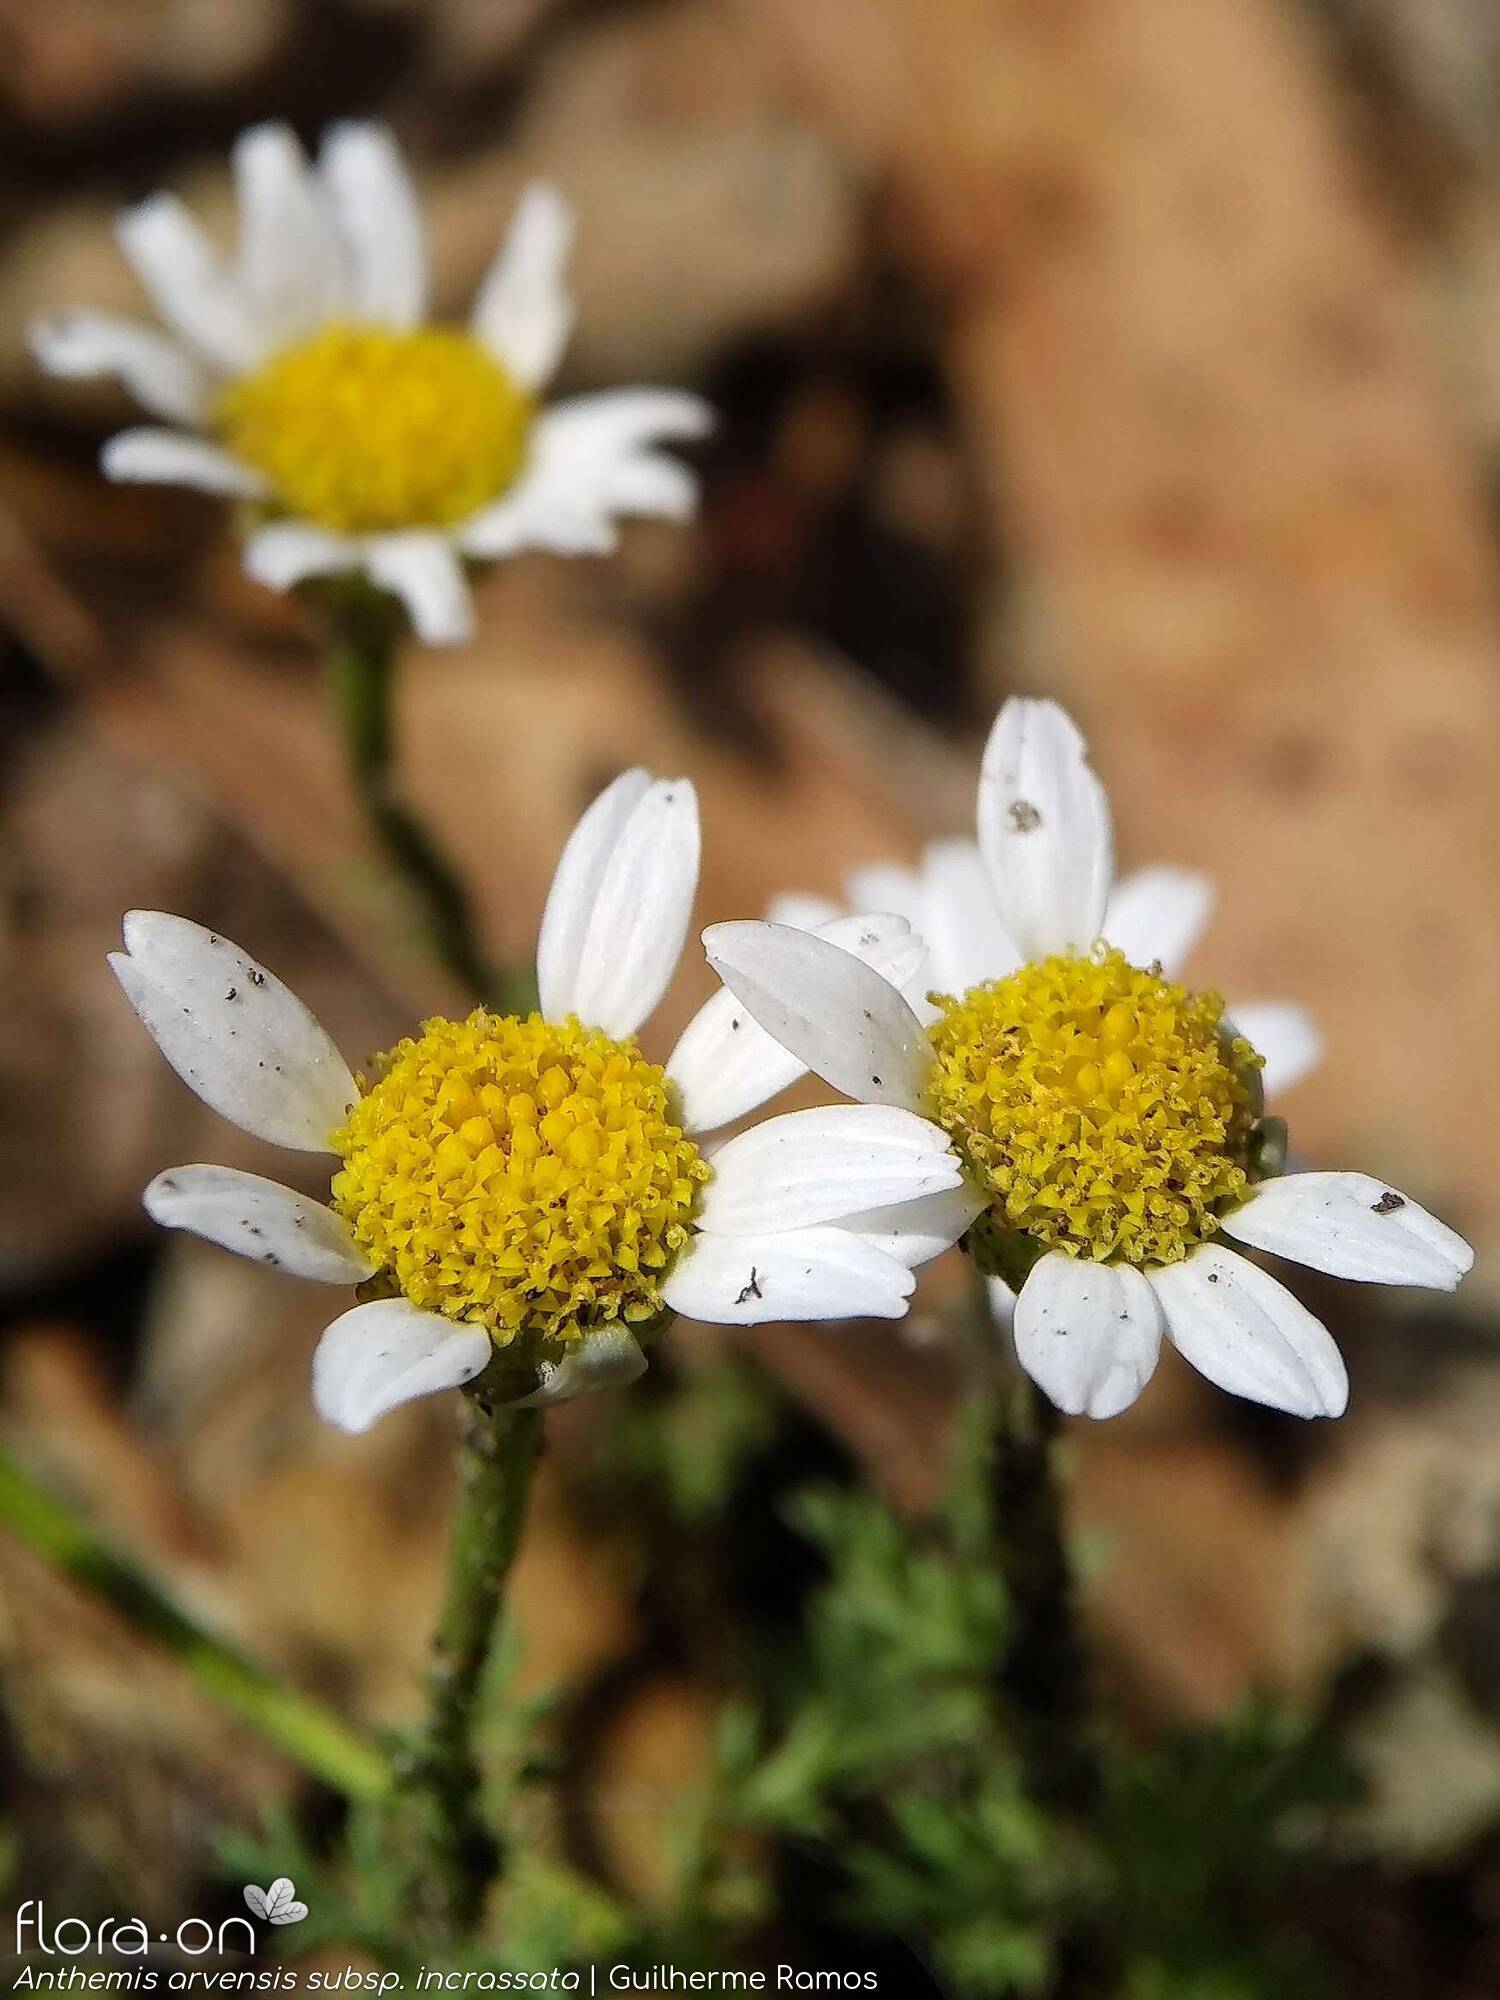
xmin=31 ymin=122 xmax=711 ymax=643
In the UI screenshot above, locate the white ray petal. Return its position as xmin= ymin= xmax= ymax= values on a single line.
xmin=1104 ymin=866 xmax=1214 ymax=978
xmin=561 ymin=778 xmax=699 ymax=1037
xmin=919 ymin=839 xmax=1022 ymax=994
xmin=1150 ymin=1243 xmax=1348 ymax=1418
xmin=976 ymin=697 xmax=1114 ymax=960
xmin=536 ymin=768 xmax=652 ymax=1020
xmin=459 ymin=491 xmax=616 ymax=559
xmin=696 ymin=1104 xmax=962 ymax=1237
xmin=319 ymin=122 xmax=426 ymax=328
xmin=1229 ymin=1001 xmax=1323 ymax=1100
xmin=364 ymin=533 xmax=474 ymax=646
xmin=511 ymin=1327 xmax=647 ymax=1407
xmin=111 ymin=911 xmax=357 ymax=1150
xmin=231 ymin=123 xmax=346 ymax=345
xmin=1013 ymin=1252 xmax=1162 ymax=1420
xmin=102 ymin=428 xmax=267 ymax=497
xmin=662 ymin=1226 xmax=916 ymax=1327
xmin=244 ymin=521 xmax=361 ymax=591
xmin=703 ymin=920 xmax=933 ymax=1113
xmin=844 ymin=863 xmax=925 ymax=933
xmin=456 ymin=390 xmax=712 ymax=561
xmin=471 ymin=182 xmax=576 ymax=391
xmin=667 ymin=911 xmax=925 ymax=1135
xmin=835 ymin=876 xmax=942 ymax=1024
xmin=986 ymin=1273 xmax=1018 ymax=1333
xmin=312 ymin=1300 xmax=491 ymax=1434
xmin=116 ymin=192 xmax=262 ymax=373
xmin=28 ymin=311 xmax=207 ymax=425
xmin=144 ymin=1165 xmax=374 ymax=1282
xmin=764 ymin=891 xmax=843 ymax=931
xmin=841 ymin=852 xmax=1015 ymax=1013
xmin=837 ymin=1181 xmax=987 ymax=1269
xmin=591 ymin=452 xmax=697 ymax=517
xmin=1222 ymin=1172 xmax=1472 ymax=1290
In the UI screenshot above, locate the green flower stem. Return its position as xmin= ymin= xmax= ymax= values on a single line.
xmin=399 ymin=1395 xmax=543 ymax=1940
xmin=975 ymin=1278 xmax=1117 ymax=1994
xmin=970 ymin=1254 xmax=1101 ymax=1811
xmin=0 ymin=1444 xmax=389 ymax=1803
xmin=322 ymin=580 xmax=528 ymax=1010
xmin=985 ymin=1362 xmax=1101 ymax=1818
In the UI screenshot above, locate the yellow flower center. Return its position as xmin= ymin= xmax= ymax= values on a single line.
xmin=329 ymin=1012 xmax=709 ymax=1350
xmin=927 ymin=948 xmax=1262 ymax=1268
xmin=216 ymin=323 xmax=533 ymax=534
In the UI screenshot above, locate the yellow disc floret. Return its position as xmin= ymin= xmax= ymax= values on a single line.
xmin=329 ymin=1012 xmax=709 ymax=1349
xmin=927 ymin=948 xmax=1262 ymax=1268
xmin=216 ymin=324 xmax=533 ymax=534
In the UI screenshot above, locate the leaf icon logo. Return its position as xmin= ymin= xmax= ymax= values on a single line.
xmin=243 ymin=1878 xmax=309 ymax=1925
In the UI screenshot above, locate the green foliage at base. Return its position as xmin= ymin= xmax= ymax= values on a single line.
xmin=709 ymin=1395 xmax=1355 ymax=1998
xmin=218 ymin=1368 xmax=1358 ymax=1999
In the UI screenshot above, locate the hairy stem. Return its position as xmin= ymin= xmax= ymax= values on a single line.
xmin=976 ymin=1281 xmax=1116 ymax=1994
xmin=322 ymin=581 xmax=522 ymax=1009
xmin=0 ymin=1446 xmax=389 ymax=1803
xmin=987 ymin=1367 xmax=1100 ymax=1817
xmin=400 ymin=1396 xmax=543 ymax=1941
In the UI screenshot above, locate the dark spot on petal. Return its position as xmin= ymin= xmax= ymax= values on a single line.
xmin=735 ymin=1267 xmax=762 ymax=1304
xmin=225 ymin=986 xmax=238 ymax=1002
xmin=1207 ymin=1271 xmax=1219 ymax=1283
xmin=1372 ymin=1190 xmax=1406 ymax=1215
xmin=730 ymin=1016 xmax=741 ymax=1032
xmin=1008 ymin=799 xmax=1042 ymax=833
xmin=248 ymin=968 xmax=266 ymax=986
xmin=872 ymin=1075 xmax=882 ymax=1086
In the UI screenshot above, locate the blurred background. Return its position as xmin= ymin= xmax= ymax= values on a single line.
xmin=3 ymin=0 xmax=1500 ymax=1992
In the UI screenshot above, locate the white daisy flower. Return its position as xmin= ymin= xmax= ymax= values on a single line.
xmin=114 ymin=772 xmax=962 ymax=1434
xmin=706 ymin=699 xmax=1474 ymax=1423
xmin=30 ymin=123 xmax=711 ymax=646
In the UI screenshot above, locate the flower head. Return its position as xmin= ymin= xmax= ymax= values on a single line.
xmin=327 ymin=1010 xmax=709 ymax=1344
xmin=927 ymin=947 xmax=1262 ymax=1269
xmin=709 ymin=699 xmax=1473 ymax=1422
xmin=114 ymin=773 xmax=964 ymax=1433
xmin=31 ymin=123 xmax=711 ymax=644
